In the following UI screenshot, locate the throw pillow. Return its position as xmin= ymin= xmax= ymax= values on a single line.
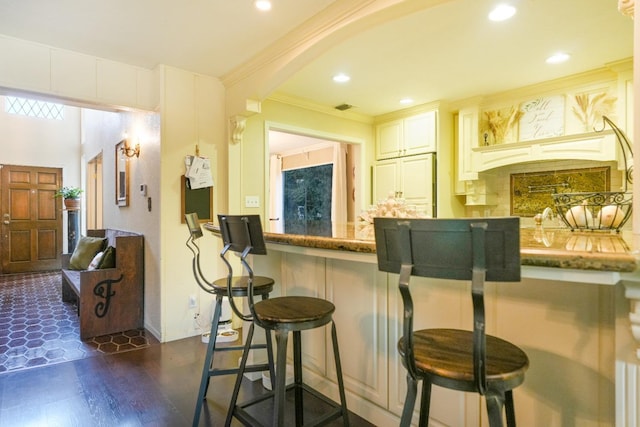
xmin=97 ymin=246 xmax=116 ymax=269
xmin=87 ymin=251 xmax=104 ymax=271
xmin=68 ymin=236 xmax=107 ymax=270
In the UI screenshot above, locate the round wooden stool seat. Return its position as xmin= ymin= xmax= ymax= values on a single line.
xmin=211 ymin=275 xmax=274 ymax=297
xmin=398 ymin=328 xmax=529 ymax=392
xmin=230 ymin=295 xmax=349 ymax=426
xmin=254 ymin=296 xmax=335 ymax=331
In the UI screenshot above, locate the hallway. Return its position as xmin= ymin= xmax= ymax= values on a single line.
xmin=0 ymin=271 xmax=155 ymax=372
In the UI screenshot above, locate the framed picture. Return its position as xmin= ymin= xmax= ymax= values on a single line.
xmin=115 ymin=140 xmax=129 ymax=207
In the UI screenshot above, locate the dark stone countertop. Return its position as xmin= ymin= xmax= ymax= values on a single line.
xmin=204 ymin=222 xmax=638 ymax=273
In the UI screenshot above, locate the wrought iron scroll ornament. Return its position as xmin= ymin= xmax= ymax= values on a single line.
xmin=595 ymin=116 xmax=634 ymax=188
xmin=93 ymin=274 xmax=124 ymax=318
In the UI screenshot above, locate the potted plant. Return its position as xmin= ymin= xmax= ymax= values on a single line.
xmin=54 ymin=186 xmax=83 ymax=210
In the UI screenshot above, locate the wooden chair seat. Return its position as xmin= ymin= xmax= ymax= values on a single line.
xmin=253 ymin=295 xmax=335 ymax=330
xmin=212 ymin=275 xmax=274 ymax=296
xmin=399 ymin=328 xmax=528 ymax=392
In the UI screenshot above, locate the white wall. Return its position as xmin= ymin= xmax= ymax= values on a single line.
xmin=159 ymin=65 xmax=227 ymax=342
xmin=81 ymin=108 xmax=163 ymax=339
xmin=0 ymin=96 xmax=81 ymax=252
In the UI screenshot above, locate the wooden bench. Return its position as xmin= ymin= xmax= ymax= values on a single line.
xmin=61 ymin=229 xmax=144 ymax=340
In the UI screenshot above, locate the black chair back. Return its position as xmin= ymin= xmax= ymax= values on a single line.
xmin=218 ymin=214 xmax=267 ymax=256
xmin=374 ymin=217 xmax=520 ymax=281
xmin=185 ymin=212 xmax=203 ymax=239
xmin=217 ymin=214 xmax=268 ymax=321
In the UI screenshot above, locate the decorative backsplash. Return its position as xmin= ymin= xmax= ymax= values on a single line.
xmin=510 ymin=166 xmax=610 ymax=217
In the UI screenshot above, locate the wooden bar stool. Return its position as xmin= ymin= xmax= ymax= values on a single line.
xmin=374 ymin=217 xmax=529 ymax=427
xmin=185 ymin=213 xmax=276 ymax=427
xmin=219 ymin=214 xmax=349 ymax=427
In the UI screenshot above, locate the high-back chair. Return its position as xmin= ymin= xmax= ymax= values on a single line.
xmin=374 ymin=217 xmax=529 ymax=427
xmin=184 ymin=212 xmax=275 ymax=427
xmin=219 ymin=214 xmax=349 ymax=427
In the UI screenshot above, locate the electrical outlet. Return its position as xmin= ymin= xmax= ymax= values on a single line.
xmin=245 ymin=195 xmax=260 ymax=208
xmin=188 ymin=294 xmax=197 ymax=309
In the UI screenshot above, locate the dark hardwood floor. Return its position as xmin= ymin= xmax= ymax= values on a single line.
xmin=0 ymin=334 xmax=374 ymax=426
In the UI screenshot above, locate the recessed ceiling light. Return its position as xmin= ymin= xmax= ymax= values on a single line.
xmin=332 ymin=73 xmax=351 ymax=83
xmin=488 ymin=4 xmax=516 ymax=21
xmin=255 ymin=0 xmax=272 ymax=11
xmin=546 ymin=52 xmax=570 ymax=64
xmin=399 ymin=98 xmax=414 ymax=105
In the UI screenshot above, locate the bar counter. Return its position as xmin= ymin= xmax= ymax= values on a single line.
xmin=204 ymin=222 xmax=638 ymax=273
xmin=204 ymin=220 xmax=640 ymax=426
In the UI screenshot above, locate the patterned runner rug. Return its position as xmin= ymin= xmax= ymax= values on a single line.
xmin=0 ymin=271 xmax=155 ymax=373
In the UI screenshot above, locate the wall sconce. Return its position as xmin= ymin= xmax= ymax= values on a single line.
xmin=120 ymin=138 xmax=141 ymax=158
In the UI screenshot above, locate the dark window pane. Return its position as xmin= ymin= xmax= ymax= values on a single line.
xmin=283 ymin=164 xmax=333 ymax=236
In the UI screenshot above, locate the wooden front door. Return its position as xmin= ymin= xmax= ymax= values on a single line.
xmin=0 ymin=165 xmax=63 ymax=274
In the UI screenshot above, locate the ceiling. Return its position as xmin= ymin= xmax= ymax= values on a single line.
xmin=0 ymin=0 xmax=337 ymax=78
xmin=0 ymin=0 xmax=633 ymax=120
xmin=276 ymin=0 xmax=634 ymax=117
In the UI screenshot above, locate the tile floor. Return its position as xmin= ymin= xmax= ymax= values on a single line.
xmin=0 ymin=271 xmax=157 ymax=373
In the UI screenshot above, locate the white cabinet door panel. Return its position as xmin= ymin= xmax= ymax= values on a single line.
xmin=404 ymin=111 xmax=437 ymax=156
xmin=376 ymin=120 xmax=403 ymax=160
xmin=374 ymin=154 xmax=435 ymax=217
xmin=373 ymin=158 xmax=399 ymax=203
xmin=326 ymin=259 xmax=388 ymax=407
xmin=401 ymin=154 xmax=434 ymax=216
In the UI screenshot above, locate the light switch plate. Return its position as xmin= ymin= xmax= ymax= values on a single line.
xmin=245 ymin=196 xmax=260 ymax=208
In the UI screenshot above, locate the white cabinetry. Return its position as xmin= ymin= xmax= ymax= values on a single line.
xmin=456 ymin=106 xmax=622 ymax=186
xmin=0 ymin=35 xmax=158 ymax=110
xmin=373 ymin=154 xmax=434 ymax=217
xmin=326 ymin=259 xmax=388 ymax=408
xmin=376 ymin=111 xmax=437 ymax=160
xmin=260 ymin=243 xmax=617 ymax=427
xmin=265 ymin=249 xmax=393 ymax=423
xmin=473 ymin=131 xmax=619 ymax=172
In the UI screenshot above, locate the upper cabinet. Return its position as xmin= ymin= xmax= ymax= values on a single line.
xmin=375 ymin=111 xmax=437 ymax=160
xmin=0 ymin=35 xmax=159 ymax=111
xmin=455 ymin=61 xmax=634 ymax=187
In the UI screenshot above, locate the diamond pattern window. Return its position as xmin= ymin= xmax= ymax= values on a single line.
xmin=4 ymin=96 xmax=64 ymax=120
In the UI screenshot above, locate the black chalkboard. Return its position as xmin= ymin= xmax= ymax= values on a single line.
xmin=181 ymin=175 xmax=213 ymax=223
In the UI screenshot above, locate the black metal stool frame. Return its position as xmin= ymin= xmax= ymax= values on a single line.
xmin=185 ymin=213 xmax=276 ymax=427
xmin=219 ymin=214 xmax=349 ymax=427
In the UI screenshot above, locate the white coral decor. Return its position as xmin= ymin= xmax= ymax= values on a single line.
xmin=359 ymin=193 xmax=428 ymax=223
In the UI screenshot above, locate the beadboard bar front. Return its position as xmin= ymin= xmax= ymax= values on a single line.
xmin=205 ymin=222 xmax=640 ymax=427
